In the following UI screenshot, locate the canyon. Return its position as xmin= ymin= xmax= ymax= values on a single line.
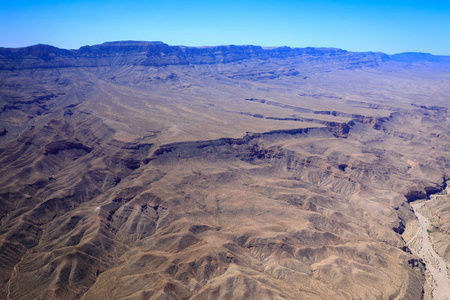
xmin=0 ymin=41 xmax=449 ymax=299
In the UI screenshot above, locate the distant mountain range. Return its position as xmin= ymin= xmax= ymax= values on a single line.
xmin=390 ymin=52 xmax=450 ymax=63
xmin=1 ymin=41 xmax=448 ymax=71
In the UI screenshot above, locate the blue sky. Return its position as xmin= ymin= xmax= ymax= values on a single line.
xmin=1 ymin=0 xmax=449 ymax=54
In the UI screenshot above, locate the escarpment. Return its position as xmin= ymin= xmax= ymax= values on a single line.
xmin=0 ymin=41 xmax=449 ymax=299
xmin=0 ymin=42 xmax=389 ymax=70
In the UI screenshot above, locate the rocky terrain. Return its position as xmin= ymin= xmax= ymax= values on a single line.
xmin=0 ymin=41 xmax=449 ymax=299
xmin=428 ymin=192 xmax=450 ymax=265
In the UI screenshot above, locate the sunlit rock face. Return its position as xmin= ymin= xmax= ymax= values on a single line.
xmin=0 ymin=41 xmax=449 ymax=299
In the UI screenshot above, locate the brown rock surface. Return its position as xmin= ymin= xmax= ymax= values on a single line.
xmin=427 ymin=189 xmax=450 ymax=264
xmin=0 ymin=42 xmax=449 ymax=299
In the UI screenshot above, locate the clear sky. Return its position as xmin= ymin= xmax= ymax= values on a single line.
xmin=1 ymin=0 xmax=449 ymax=54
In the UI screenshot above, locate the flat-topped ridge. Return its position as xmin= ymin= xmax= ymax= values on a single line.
xmin=0 ymin=41 xmax=390 ymax=70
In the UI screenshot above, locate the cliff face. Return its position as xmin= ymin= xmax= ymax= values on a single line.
xmin=0 ymin=41 xmax=449 ymax=299
xmin=0 ymin=41 xmax=390 ymax=70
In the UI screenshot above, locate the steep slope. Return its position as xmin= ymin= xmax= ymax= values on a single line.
xmin=0 ymin=42 xmax=449 ymax=299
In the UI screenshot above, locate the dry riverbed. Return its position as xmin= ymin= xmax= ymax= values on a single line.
xmin=405 ymin=192 xmax=450 ymax=300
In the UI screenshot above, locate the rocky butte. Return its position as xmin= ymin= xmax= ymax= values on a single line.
xmin=0 ymin=41 xmax=449 ymax=299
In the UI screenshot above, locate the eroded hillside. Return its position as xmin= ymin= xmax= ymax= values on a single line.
xmin=0 ymin=42 xmax=449 ymax=299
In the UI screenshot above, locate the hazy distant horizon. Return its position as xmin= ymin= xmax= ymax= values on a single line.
xmin=1 ymin=0 xmax=450 ymax=55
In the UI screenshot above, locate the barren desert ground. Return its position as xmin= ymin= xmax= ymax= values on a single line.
xmin=0 ymin=42 xmax=449 ymax=299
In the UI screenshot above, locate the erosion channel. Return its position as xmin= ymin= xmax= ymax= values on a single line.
xmin=407 ymin=183 xmax=450 ymax=300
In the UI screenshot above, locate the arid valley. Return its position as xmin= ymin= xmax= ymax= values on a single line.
xmin=0 ymin=41 xmax=449 ymax=299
